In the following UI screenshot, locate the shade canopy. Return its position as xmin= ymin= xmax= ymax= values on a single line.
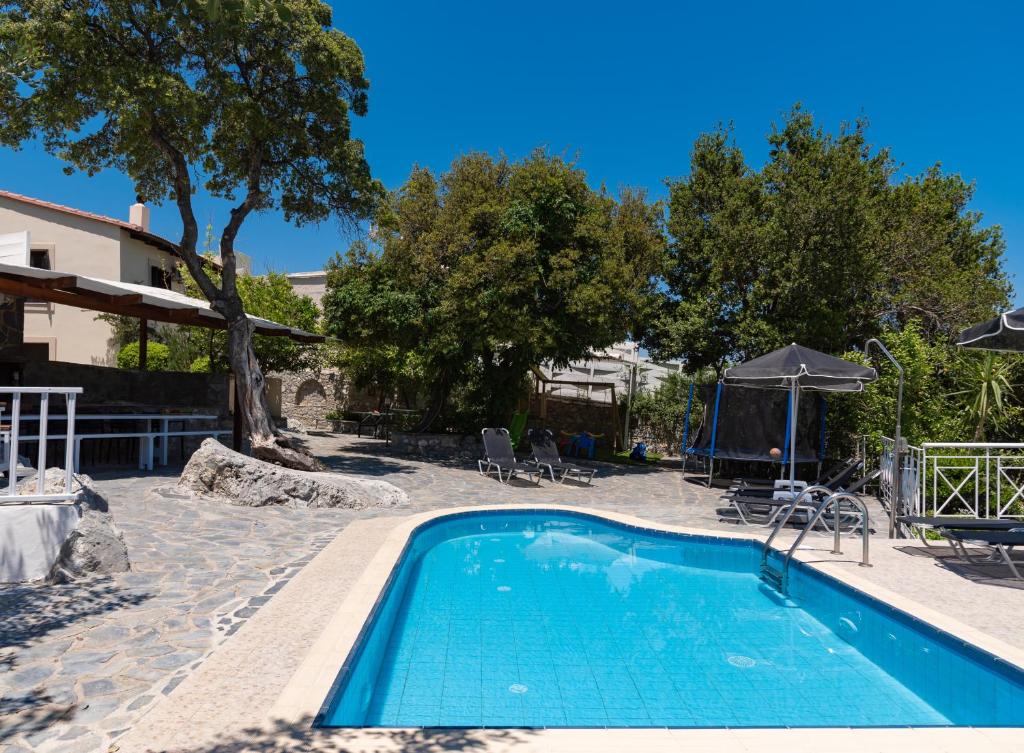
xmin=956 ymin=309 xmax=1024 ymax=352
xmin=0 ymin=260 xmax=324 ymax=343
xmin=723 ymin=343 xmax=877 ymax=392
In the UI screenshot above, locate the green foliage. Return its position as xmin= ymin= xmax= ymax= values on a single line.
xmin=2 ymin=0 xmax=380 ymax=450
xmin=645 ymin=106 xmax=1009 ymax=369
xmin=117 ymin=341 xmax=171 ymax=371
xmin=0 ymin=0 xmax=379 ymax=227
xmin=177 ymin=264 xmax=322 ymax=373
xmin=828 ymin=323 xmax=1022 ymax=457
xmin=190 ymin=355 xmax=212 ymax=373
xmin=629 ymin=372 xmax=693 ymax=452
xmin=323 ymin=151 xmax=666 ymax=428
xmin=947 ymin=352 xmax=1018 ymax=441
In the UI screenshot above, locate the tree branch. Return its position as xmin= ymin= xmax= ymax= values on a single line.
xmin=148 ymin=125 xmax=222 ymax=306
xmin=218 ymin=148 xmax=265 ymax=305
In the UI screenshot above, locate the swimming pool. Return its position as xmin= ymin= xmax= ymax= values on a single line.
xmin=319 ymin=510 xmax=1024 ymax=728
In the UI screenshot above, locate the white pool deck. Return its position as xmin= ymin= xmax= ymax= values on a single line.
xmin=115 ymin=502 xmax=1024 ymax=753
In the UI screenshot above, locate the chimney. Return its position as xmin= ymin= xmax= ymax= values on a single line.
xmin=129 ymin=196 xmax=150 ymax=232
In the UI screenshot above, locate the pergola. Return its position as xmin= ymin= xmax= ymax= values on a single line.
xmin=530 ymin=366 xmax=621 ymax=450
xmin=0 ymin=260 xmax=324 ymax=354
xmin=0 ymin=260 xmax=325 ymax=449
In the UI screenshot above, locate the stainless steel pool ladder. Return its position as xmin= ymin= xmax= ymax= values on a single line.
xmin=759 ymin=486 xmax=871 ymax=596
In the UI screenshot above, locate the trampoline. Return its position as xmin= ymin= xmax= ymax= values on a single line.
xmin=681 ymin=382 xmax=827 ymax=485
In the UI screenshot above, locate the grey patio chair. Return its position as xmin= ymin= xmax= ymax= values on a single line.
xmin=527 ymin=428 xmax=596 ymax=484
xmin=478 ymin=427 xmax=540 ymax=484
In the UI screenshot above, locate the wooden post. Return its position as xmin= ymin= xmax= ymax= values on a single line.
xmin=611 ymin=385 xmax=619 ymax=451
xmin=138 ymin=318 xmax=148 ymax=370
xmin=232 ymin=377 xmax=243 ymax=451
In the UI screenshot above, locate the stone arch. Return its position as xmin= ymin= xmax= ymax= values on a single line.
xmin=294 ymin=377 xmax=327 ymax=406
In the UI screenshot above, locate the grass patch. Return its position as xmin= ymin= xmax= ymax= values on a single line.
xmin=591 ymin=448 xmax=663 ymax=465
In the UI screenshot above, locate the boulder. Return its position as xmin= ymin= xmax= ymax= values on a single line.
xmin=179 ymin=438 xmax=408 ymax=509
xmin=37 ymin=469 xmax=131 ymax=583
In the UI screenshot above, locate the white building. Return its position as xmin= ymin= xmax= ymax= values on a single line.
xmin=543 ymin=342 xmax=685 ymax=403
xmin=0 ymin=190 xmax=190 ymax=364
xmin=0 ymin=190 xmax=254 ymax=365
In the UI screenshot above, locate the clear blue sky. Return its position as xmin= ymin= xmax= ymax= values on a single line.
xmin=2 ymin=0 xmax=1021 ymax=302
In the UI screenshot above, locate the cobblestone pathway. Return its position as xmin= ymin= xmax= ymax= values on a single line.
xmin=1 ymin=469 xmax=366 ymax=753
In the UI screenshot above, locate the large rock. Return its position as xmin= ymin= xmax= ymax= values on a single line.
xmin=179 ymin=438 xmax=408 ymax=509
xmin=35 ymin=469 xmax=131 ymax=583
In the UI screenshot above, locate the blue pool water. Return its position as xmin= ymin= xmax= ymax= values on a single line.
xmin=320 ymin=511 xmax=1024 ymax=728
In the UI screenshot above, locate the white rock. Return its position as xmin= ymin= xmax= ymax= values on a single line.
xmin=37 ymin=469 xmax=131 ymax=583
xmin=179 ymin=438 xmax=408 ymax=509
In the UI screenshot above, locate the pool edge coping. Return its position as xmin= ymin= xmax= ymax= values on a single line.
xmin=269 ymin=504 xmax=1024 ymax=744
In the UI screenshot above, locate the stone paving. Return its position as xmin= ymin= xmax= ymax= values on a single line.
xmin=2 ymin=433 xmax=1023 ymax=753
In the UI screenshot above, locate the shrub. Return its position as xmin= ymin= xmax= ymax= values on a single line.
xmin=189 ymin=355 xmax=211 ymax=373
xmin=117 ymin=341 xmax=170 ymax=371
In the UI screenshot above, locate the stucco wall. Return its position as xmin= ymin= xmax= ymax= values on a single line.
xmin=0 ymin=504 xmax=80 ymax=582
xmin=0 ymin=196 xmax=183 ymax=366
xmin=284 ymin=272 xmax=326 ymax=308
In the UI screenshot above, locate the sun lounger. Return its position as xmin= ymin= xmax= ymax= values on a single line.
xmin=527 ymin=429 xmax=596 ymax=484
xmin=897 ymin=515 xmax=1023 ymax=546
xmin=725 ymin=459 xmax=862 ymax=499
xmin=478 ymin=427 xmax=540 ymax=484
xmin=730 ymin=458 xmax=857 ymax=490
xmin=719 ymin=469 xmax=879 ymax=528
xmin=940 ymin=528 xmax=1024 ymax=580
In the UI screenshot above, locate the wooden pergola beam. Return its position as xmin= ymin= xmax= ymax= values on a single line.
xmin=0 ymin=274 xmax=324 ymax=344
xmin=35 ymin=275 xmax=79 ymax=290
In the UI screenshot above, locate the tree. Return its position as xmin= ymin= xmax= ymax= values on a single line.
xmin=182 ymin=266 xmax=322 ymax=373
xmin=323 ymin=151 xmax=666 ymax=430
xmin=102 ymin=266 xmax=321 ymax=372
xmin=948 ymin=351 xmax=1018 ymax=441
xmin=1 ymin=0 xmax=378 ymax=468
xmin=645 ymin=106 xmax=1009 ymax=369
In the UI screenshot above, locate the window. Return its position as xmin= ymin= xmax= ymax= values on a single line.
xmin=29 ymin=248 xmax=51 ymax=270
xmin=150 ymin=265 xmax=172 ymax=290
xmin=27 ymin=248 xmax=53 ymax=307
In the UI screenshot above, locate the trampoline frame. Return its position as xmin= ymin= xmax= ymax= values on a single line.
xmin=681 ymin=382 xmax=826 ymax=486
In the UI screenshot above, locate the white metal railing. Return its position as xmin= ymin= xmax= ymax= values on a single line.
xmin=0 ymin=387 xmax=82 ymax=504
xmin=879 ymin=436 xmax=923 ymax=521
xmin=879 ymin=437 xmax=1024 ymax=520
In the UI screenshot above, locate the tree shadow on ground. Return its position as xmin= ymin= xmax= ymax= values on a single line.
xmin=158 ymin=716 xmax=538 ymax=753
xmin=0 ymin=577 xmax=153 ymax=664
xmin=895 ymin=545 xmax=1024 ymax=590
xmin=0 ymin=688 xmax=78 ymax=743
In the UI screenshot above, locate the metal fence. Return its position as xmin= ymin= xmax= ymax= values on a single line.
xmin=879 ymin=436 xmax=1024 ymax=521
xmin=0 ymin=386 xmax=82 ymax=504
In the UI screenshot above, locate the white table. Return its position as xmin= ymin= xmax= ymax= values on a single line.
xmin=10 ymin=413 xmax=222 ymax=470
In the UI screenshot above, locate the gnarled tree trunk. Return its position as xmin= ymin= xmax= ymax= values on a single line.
xmin=225 ymin=316 xmax=322 ymax=471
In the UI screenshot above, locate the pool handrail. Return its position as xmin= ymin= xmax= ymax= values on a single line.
xmin=759 ymin=484 xmax=834 ymax=571
xmin=780 ymin=491 xmax=872 ymax=595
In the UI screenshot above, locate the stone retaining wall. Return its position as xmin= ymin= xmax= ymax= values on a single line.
xmin=272 ymin=369 xmax=382 ymax=431
xmin=526 ymin=394 xmax=621 ymax=448
xmin=390 ymin=431 xmax=482 ymax=460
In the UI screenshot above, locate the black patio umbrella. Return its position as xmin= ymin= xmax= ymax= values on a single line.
xmin=957 ymin=309 xmax=1024 ymax=352
xmin=723 ymin=343 xmax=877 ymax=491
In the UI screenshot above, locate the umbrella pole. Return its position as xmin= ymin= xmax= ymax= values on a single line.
xmin=790 ymin=381 xmax=798 ymax=492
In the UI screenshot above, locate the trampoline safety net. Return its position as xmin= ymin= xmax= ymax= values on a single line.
xmin=687 ymin=383 xmax=823 ymax=463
